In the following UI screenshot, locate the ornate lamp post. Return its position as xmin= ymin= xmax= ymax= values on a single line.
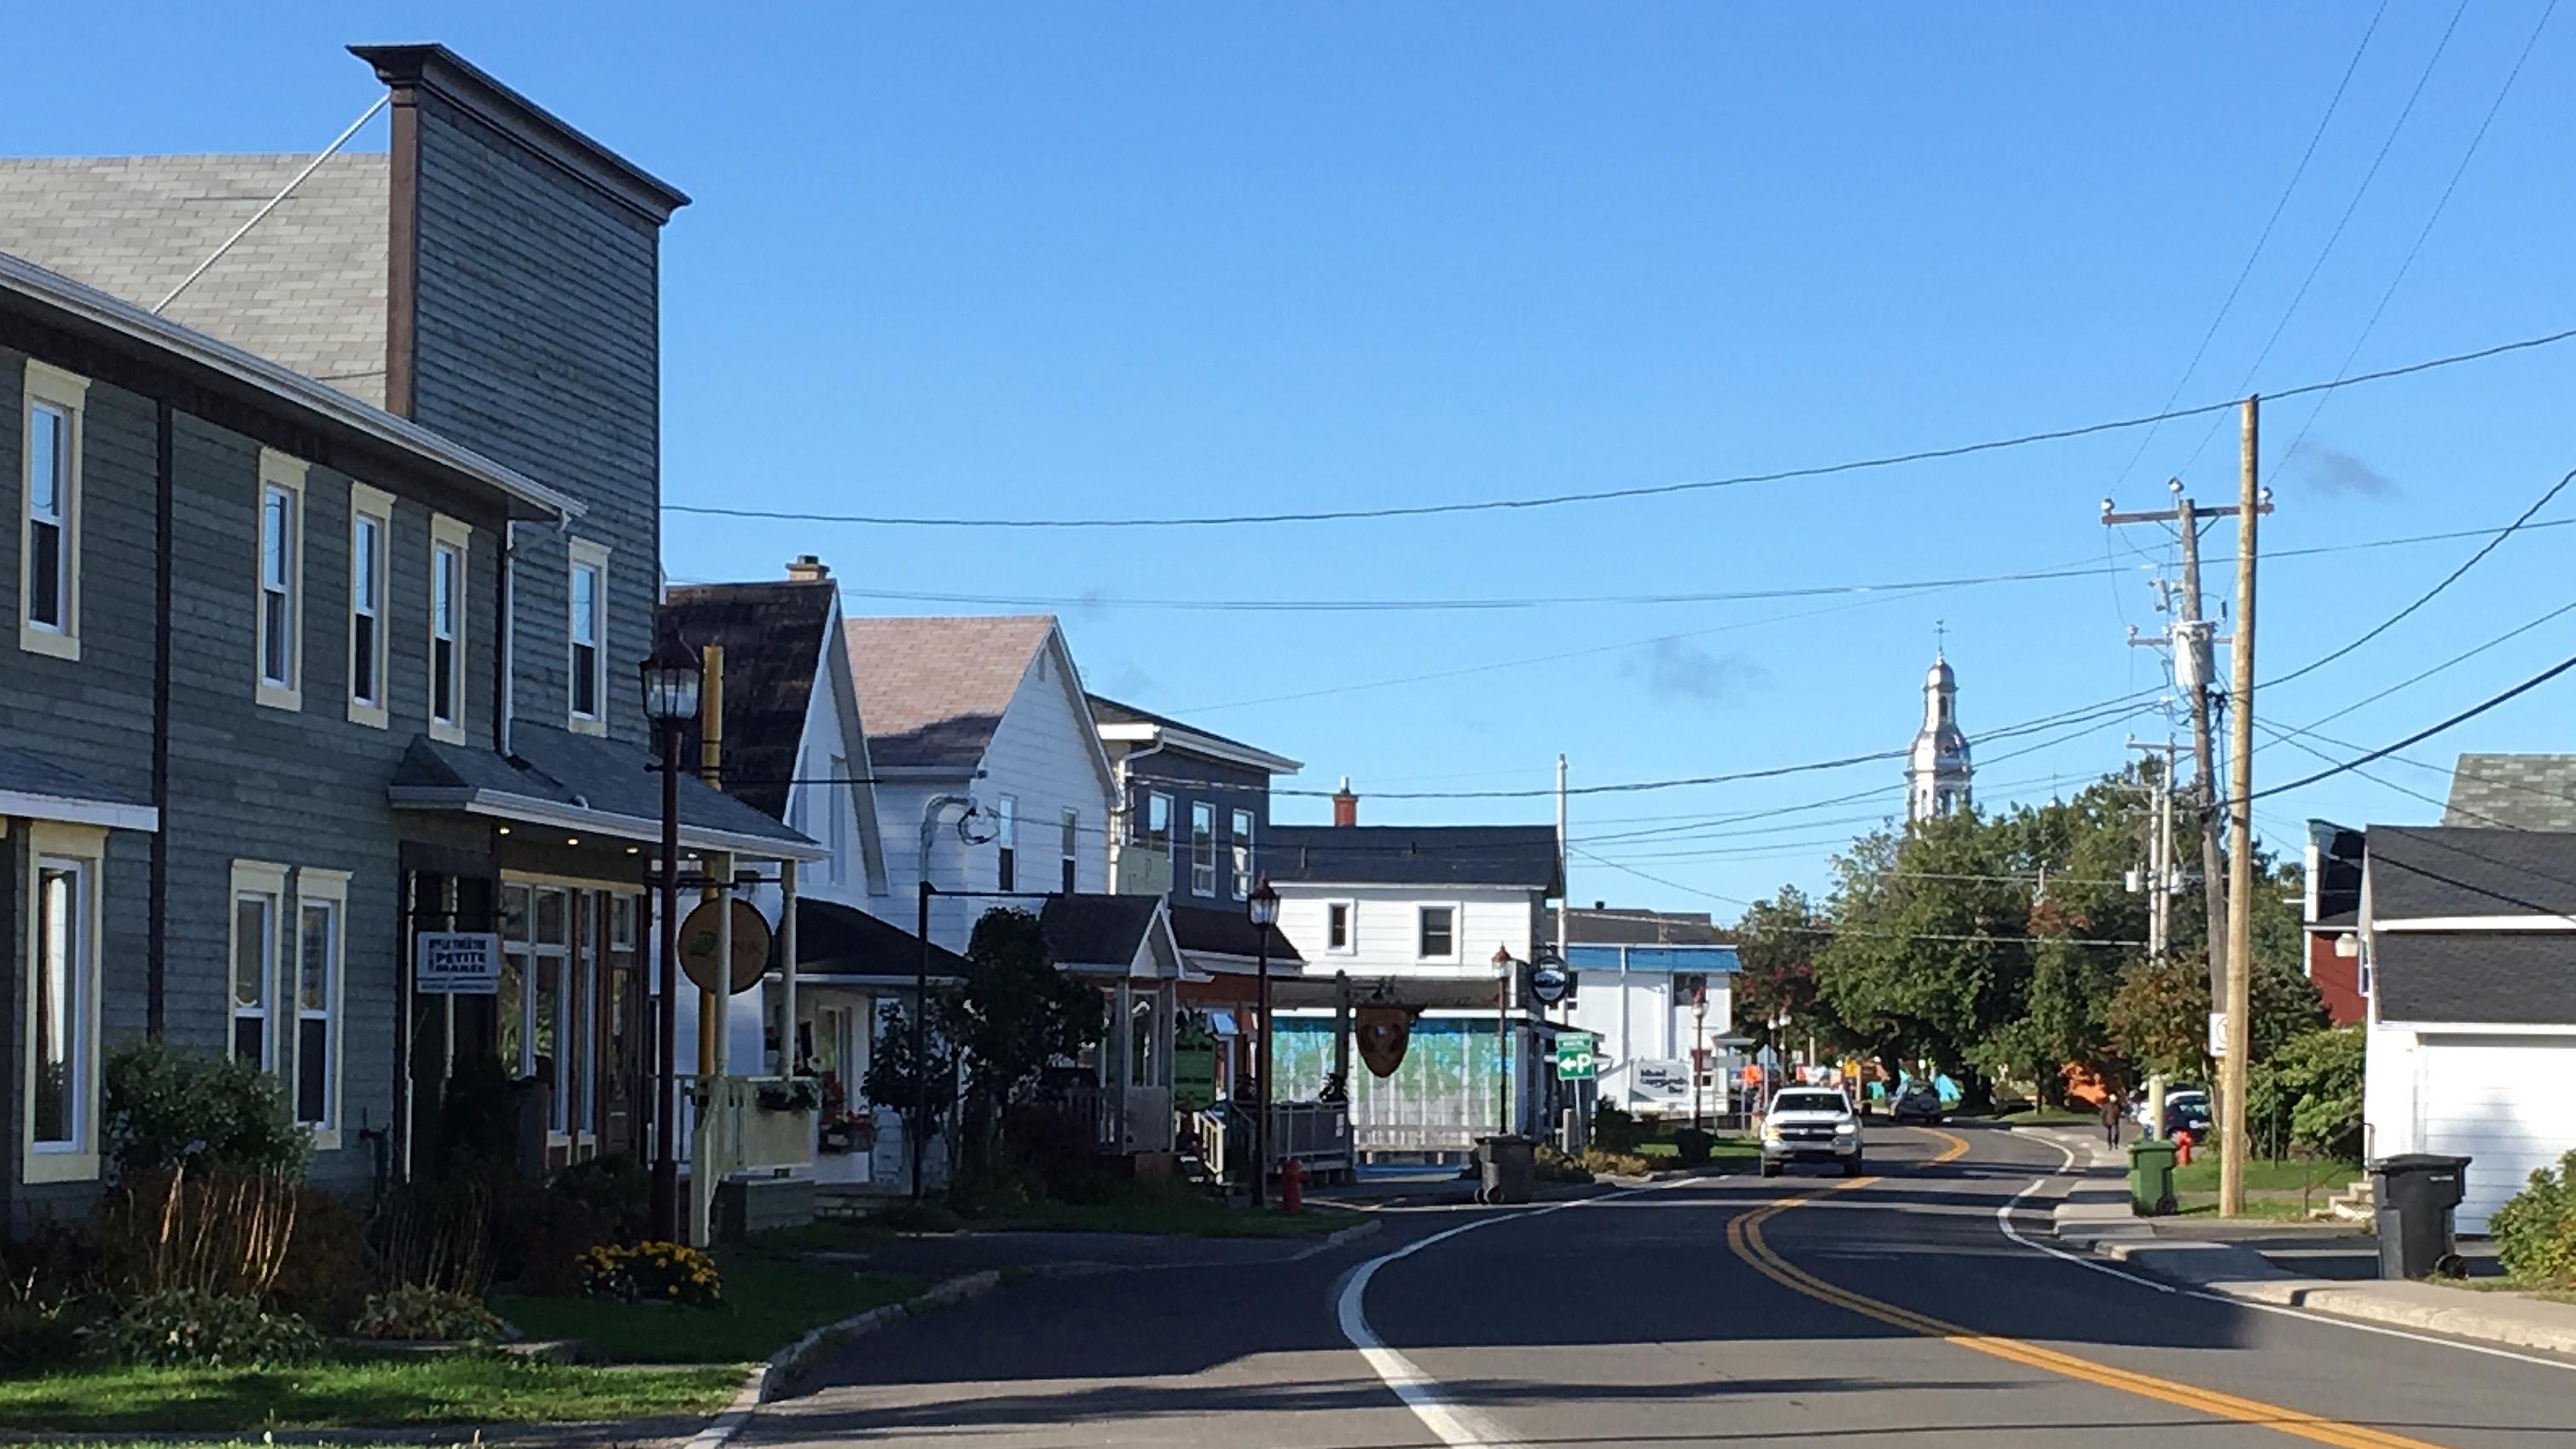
xmin=1248 ymin=878 xmax=1279 ymax=1208
xmin=638 ymin=615 xmax=703 ymax=1243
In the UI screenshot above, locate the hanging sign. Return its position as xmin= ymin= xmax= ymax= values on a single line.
xmin=680 ymin=898 xmax=774 ymax=994
xmin=1529 ymin=959 xmax=1570 ymax=1006
xmin=415 ymin=932 xmax=502 ymax=995
xmin=1356 ymin=1006 xmax=1415 ymax=1078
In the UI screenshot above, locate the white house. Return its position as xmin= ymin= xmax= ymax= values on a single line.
xmin=1264 ymin=795 xmax=1564 ymax=1160
xmin=1545 ymin=907 xmax=1743 ymax=1120
xmin=2359 ymin=823 xmax=2576 ymax=1232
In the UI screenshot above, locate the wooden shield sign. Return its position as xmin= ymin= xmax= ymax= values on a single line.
xmin=1356 ymin=1006 xmax=1413 ymax=1078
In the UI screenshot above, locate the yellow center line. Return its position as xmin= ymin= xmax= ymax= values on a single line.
xmin=1725 ymin=1128 xmax=2449 ymax=1449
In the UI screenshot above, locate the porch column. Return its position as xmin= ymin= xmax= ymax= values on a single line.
xmin=779 ymin=859 xmax=798 ymax=1075
xmin=1152 ymin=981 xmax=1177 ymax=1087
xmin=1111 ymin=981 xmax=1135 ymax=1150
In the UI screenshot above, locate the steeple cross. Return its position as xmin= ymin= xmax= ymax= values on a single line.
xmin=1934 ymin=618 xmax=1947 ymax=657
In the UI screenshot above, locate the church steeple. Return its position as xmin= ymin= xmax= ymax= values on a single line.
xmin=1907 ymin=629 xmax=1972 ymax=821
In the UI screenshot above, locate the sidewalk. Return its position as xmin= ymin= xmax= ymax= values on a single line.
xmin=2025 ymin=1127 xmax=2576 ymax=1359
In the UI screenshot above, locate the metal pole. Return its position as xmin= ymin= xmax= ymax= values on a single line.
xmin=2221 ymin=396 xmax=2261 ymax=1219
xmin=652 ymin=724 xmax=682 ymax=1242
xmin=1253 ymin=931 xmax=1271 ymax=1208
xmin=913 ymin=878 xmax=931 ymax=1201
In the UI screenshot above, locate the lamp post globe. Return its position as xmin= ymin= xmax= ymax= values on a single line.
xmin=639 ymin=617 xmax=704 ymax=727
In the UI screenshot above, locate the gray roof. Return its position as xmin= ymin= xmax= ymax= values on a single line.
xmin=1039 ymin=895 xmax=1165 ymax=969
xmin=391 ymin=725 xmax=818 ymax=855
xmin=2367 ymin=826 xmax=2576 ymax=920
xmin=662 ymin=582 xmax=838 ymax=820
xmin=2374 ymin=932 xmax=2576 ymax=1026
xmin=0 ymin=744 xmax=147 ymax=808
xmin=0 ymin=154 xmax=389 ymax=405
xmin=1167 ymin=902 xmax=1302 ymax=963
xmin=792 ymin=897 xmax=968 ymax=980
xmin=844 ymin=616 xmax=1057 ymax=769
xmin=1265 ymin=825 xmax=1563 ymax=890
xmin=1542 ymin=907 xmax=1724 ymax=948
xmin=2445 ymin=754 xmax=2576 ymax=831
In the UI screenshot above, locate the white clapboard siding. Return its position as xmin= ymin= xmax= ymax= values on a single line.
xmin=1273 ymin=885 xmax=1542 ymax=977
xmin=2407 ymin=1035 xmax=2576 ymax=1232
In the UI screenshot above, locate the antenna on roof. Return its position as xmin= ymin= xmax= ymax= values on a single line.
xmin=154 ymin=92 xmax=391 ymax=314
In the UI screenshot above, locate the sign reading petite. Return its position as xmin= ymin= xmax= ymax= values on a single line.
xmin=415 ymin=931 xmax=502 ymax=994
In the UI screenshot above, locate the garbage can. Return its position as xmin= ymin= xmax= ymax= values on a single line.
xmin=2127 ymin=1138 xmax=2179 ymax=1217
xmin=1477 ymin=1133 xmax=1537 ymax=1205
xmin=2370 ymin=1153 xmax=2470 ymax=1279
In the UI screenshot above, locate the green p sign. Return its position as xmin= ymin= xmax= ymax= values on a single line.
xmin=1556 ymin=1031 xmax=1597 ymax=1081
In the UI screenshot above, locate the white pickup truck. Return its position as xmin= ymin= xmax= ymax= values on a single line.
xmin=1760 ymin=1087 xmax=1865 ymax=1178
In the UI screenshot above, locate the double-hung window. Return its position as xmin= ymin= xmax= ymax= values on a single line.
xmin=348 ymin=484 xmax=392 ymax=727
xmin=294 ymin=870 xmax=348 ymax=1145
xmin=1190 ymin=803 xmax=1216 ymax=897
xmin=1418 ymin=904 xmax=1458 ymax=960
xmin=1061 ymin=809 xmax=1080 ymax=893
xmin=429 ymin=515 xmax=469 ymax=743
xmin=229 ymin=861 xmax=288 ymax=1069
xmin=1146 ymin=792 xmax=1172 ymax=855
xmin=995 ymin=795 xmax=1018 ymax=891
xmin=1326 ymin=901 xmax=1355 ymax=953
xmin=255 ymin=451 xmax=306 ymax=710
xmin=1230 ymin=808 xmax=1255 ymax=900
xmin=24 ymin=823 xmax=104 ymax=1181
xmin=18 ymin=360 xmax=86 ymax=659
xmin=567 ymin=538 xmax=610 ymax=733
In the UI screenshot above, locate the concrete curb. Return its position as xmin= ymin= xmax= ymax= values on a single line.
xmin=682 ymin=1267 xmax=1007 ymax=1449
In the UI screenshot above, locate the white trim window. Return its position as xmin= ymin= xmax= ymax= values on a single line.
xmin=429 ymin=514 xmax=469 ymax=744
xmin=348 ymin=484 xmax=392 ymax=727
xmin=294 ymin=870 xmax=349 ymax=1146
xmin=1230 ymin=808 xmax=1255 ymax=900
xmin=995 ymin=794 xmax=1018 ymax=892
xmin=18 ymin=360 xmax=88 ymax=660
xmin=1061 ymin=808 xmax=1080 ymax=894
xmin=1326 ymin=901 xmax=1355 ymax=954
xmin=24 ymin=823 xmax=105 ymax=1182
xmin=1146 ymin=791 xmax=1172 ymax=855
xmin=567 ymin=538 xmax=611 ymax=734
xmin=1417 ymin=904 xmax=1459 ymax=960
xmin=499 ymin=883 xmax=586 ymax=1137
xmin=229 ymin=861 xmax=288 ymax=1069
xmin=1190 ymin=802 xmax=1216 ymax=897
xmin=255 ymin=450 xmax=307 ymax=710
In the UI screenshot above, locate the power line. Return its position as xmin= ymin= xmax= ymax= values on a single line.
xmin=664 ymin=325 xmax=2576 ymax=531
xmin=2248 ymin=649 xmax=2576 ymax=803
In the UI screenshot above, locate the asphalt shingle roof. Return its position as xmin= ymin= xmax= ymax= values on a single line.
xmin=391 ymin=725 xmax=811 ymax=849
xmin=0 ymin=155 xmax=388 ymax=403
xmin=0 ymin=745 xmax=147 ymax=808
xmin=792 ymin=897 xmax=969 ymax=979
xmin=662 ymin=582 xmax=838 ymax=820
xmin=1166 ymin=902 xmax=1302 ymax=963
xmin=1541 ymin=907 xmax=1724 ymax=948
xmin=844 ymin=616 xmax=1056 ymax=769
xmin=2374 ymin=931 xmax=2576 ymax=1026
xmin=2367 ymin=826 xmax=2576 ymax=920
xmin=2445 ymin=753 xmax=2576 ymax=831
xmin=1040 ymin=894 xmax=1164 ymax=969
xmin=1264 ymin=825 xmax=1562 ymax=890
xmin=1088 ymin=694 xmax=1291 ymax=765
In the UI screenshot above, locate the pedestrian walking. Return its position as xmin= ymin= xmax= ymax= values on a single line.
xmin=2100 ymin=1093 xmax=2121 ymax=1146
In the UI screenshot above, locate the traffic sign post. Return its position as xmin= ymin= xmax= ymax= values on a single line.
xmin=1556 ymin=1030 xmax=1596 ymax=1081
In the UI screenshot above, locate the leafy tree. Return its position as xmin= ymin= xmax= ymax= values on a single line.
xmin=2247 ymin=1025 xmax=2364 ymax=1163
xmin=949 ymin=908 xmax=1107 ymax=1128
xmin=861 ymin=999 xmax=960 ymax=1135
xmin=1731 ymin=887 xmax=1830 ymax=1051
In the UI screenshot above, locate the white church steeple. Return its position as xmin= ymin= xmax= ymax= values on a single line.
xmin=1906 ymin=630 xmax=1972 ymax=822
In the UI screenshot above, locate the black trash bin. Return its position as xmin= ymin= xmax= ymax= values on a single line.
xmin=2370 ymin=1153 xmax=2470 ymax=1279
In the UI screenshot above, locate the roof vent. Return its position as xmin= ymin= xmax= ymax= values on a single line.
xmin=786 ymin=554 xmax=829 ymax=582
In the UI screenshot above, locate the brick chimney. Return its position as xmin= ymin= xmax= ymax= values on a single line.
xmin=1332 ymin=775 xmax=1359 ymax=827
xmin=786 ymin=554 xmax=829 ymax=583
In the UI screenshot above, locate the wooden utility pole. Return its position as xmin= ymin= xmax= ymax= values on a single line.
xmin=2127 ymin=737 xmax=2177 ymax=1139
xmin=2219 ymin=397 xmax=2260 ymax=1219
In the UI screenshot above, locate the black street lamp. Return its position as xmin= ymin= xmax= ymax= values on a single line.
xmin=1248 ymin=878 xmax=1279 ymax=1208
xmin=639 ymin=614 xmax=703 ymax=1243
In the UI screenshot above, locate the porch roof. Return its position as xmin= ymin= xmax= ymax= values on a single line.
xmin=787 ymin=896 xmax=969 ymax=981
xmin=388 ymin=725 xmax=825 ymax=861
xmin=1042 ymin=894 xmax=1182 ymax=979
xmin=0 ymin=745 xmax=158 ymax=833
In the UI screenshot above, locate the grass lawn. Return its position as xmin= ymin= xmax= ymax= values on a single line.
xmin=0 ymin=1357 xmax=742 ymax=1435
xmin=2174 ymin=1196 xmax=2335 ymax=1221
xmin=1636 ymin=1137 xmax=1761 ymax=1169
xmin=2443 ymin=1278 xmax=2576 ymax=1306
xmin=2172 ymin=1157 xmax=2358 ymax=1196
xmin=494 ymin=1246 xmax=914 ymax=1364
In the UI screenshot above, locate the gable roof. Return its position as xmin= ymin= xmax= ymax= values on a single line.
xmin=1041 ymin=894 xmax=1181 ymax=977
xmin=2445 ymin=754 xmax=2576 ymax=832
xmin=2374 ymin=932 xmax=2576 ymax=1026
xmin=0 ymin=154 xmax=390 ymax=405
xmin=1089 ymin=695 xmax=1302 ymax=774
xmin=844 ymin=616 xmax=1058 ymax=770
xmin=662 ymin=582 xmax=840 ymax=820
xmin=1167 ymin=901 xmax=1303 ymax=964
xmin=1264 ymin=824 xmax=1563 ymax=891
xmin=2367 ymin=826 xmax=2576 ymax=921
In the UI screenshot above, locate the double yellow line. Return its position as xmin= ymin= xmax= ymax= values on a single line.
xmin=1726 ymin=1130 xmax=2448 ymax=1449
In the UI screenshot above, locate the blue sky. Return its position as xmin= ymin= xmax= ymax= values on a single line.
xmin=12 ymin=3 xmax=2575 ymax=916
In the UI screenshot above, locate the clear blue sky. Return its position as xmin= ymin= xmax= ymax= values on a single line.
xmin=13 ymin=3 xmax=2574 ymax=916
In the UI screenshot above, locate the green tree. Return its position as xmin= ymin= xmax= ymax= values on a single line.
xmin=949 ymin=908 xmax=1107 ymax=1129
xmin=1731 ymin=887 xmax=1830 ymax=1051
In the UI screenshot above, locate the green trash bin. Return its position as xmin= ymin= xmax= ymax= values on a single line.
xmin=2128 ymin=1138 xmax=2179 ymax=1217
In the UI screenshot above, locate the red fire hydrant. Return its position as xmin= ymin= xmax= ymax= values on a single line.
xmin=2174 ymin=1128 xmax=2195 ymax=1168
xmin=1280 ymin=1157 xmax=1309 ymax=1214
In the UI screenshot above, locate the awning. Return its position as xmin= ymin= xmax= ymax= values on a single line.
xmin=0 ymin=745 xmax=157 ymax=832
xmin=388 ymin=725 xmax=823 ymax=861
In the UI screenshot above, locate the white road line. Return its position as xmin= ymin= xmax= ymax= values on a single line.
xmin=1999 ymin=1137 xmax=2177 ymax=1294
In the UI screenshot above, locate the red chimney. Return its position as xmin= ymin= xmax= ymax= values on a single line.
xmin=1332 ymin=775 xmax=1358 ymax=827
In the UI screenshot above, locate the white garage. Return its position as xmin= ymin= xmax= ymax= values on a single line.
xmin=2369 ymin=1024 xmax=2576 ymax=1232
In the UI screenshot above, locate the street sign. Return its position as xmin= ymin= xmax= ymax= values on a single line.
xmin=2208 ymin=1010 xmax=2229 ymax=1059
xmin=1556 ymin=1030 xmax=1597 ymax=1081
xmin=1529 ymin=959 xmax=1569 ymax=1006
xmin=415 ymin=932 xmax=502 ymax=994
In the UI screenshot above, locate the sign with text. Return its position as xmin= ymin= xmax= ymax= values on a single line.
xmin=415 ymin=932 xmax=502 ymax=995
xmin=1556 ymin=1030 xmax=1597 ymax=1081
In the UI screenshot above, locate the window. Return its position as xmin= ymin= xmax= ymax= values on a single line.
xmin=567 ymin=538 xmax=611 ymax=733
xmin=1418 ymin=905 xmax=1458 ymax=959
xmin=995 ymin=795 xmax=1018 ymax=891
xmin=348 ymin=484 xmax=392 ymax=727
xmin=1146 ymin=791 xmax=1172 ymax=853
xmin=1231 ymin=808 xmax=1255 ymax=900
xmin=827 ymin=756 xmax=850 ymax=886
xmin=1190 ymin=803 xmax=1215 ymax=896
xmin=1326 ymin=901 xmax=1355 ymax=953
xmin=499 ymin=884 xmax=586 ymax=1136
xmin=1061 ymin=809 xmax=1080 ymax=894
xmin=24 ymin=823 xmax=103 ymax=1181
xmin=19 ymin=361 xmax=86 ymax=659
xmin=255 ymin=451 xmax=306 ymax=710
xmin=429 ymin=515 xmax=468 ymax=743
xmin=294 ymin=870 xmax=349 ymax=1145
xmin=229 ymin=862 xmax=287 ymax=1069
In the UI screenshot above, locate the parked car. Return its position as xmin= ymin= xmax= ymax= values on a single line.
xmin=1761 ymin=1088 xmax=1865 ymax=1178
xmin=1890 ymin=1083 xmax=1944 ymax=1125
xmin=2161 ymin=1091 xmax=2213 ymax=1139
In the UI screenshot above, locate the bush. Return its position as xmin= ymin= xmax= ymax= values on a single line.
xmin=88 ymin=1168 xmax=299 ymax=1300
xmin=1580 ymin=1148 xmax=1656 ymax=1179
xmin=78 ymin=1288 xmax=323 ymax=1368
xmin=550 ymin=1154 xmax=651 ymax=1243
xmin=102 ymin=1039 xmax=309 ymax=1181
xmin=1 ymin=1272 xmax=87 ymax=1369
xmin=2492 ymin=1149 xmax=2576 ymax=1289
xmin=350 ymin=1284 xmax=505 ymax=1343
xmin=432 ymin=1053 xmax=528 ymax=1174
xmin=372 ymin=1177 xmax=496 ymax=1297
xmin=870 ymin=1200 xmax=962 ymax=1234
xmin=1591 ymin=1103 xmax=1646 ymax=1152
xmin=1673 ymin=1128 xmax=1715 ymax=1166
xmin=268 ymin=1187 xmax=369 ymax=1331
xmin=999 ymin=1103 xmax=1108 ymax=1202
xmin=577 ymin=1241 xmax=723 ymax=1308
xmin=1534 ymin=1144 xmax=1594 ymax=1184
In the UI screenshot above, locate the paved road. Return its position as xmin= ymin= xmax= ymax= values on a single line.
xmin=744 ymin=1123 xmax=2576 ymax=1448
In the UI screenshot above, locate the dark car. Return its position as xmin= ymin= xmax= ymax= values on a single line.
xmin=1890 ymin=1084 xmax=1943 ymax=1126
xmin=2161 ymin=1090 xmax=2213 ymax=1139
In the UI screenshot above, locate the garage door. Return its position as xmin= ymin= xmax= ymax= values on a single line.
xmin=2416 ymin=1035 xmax=2576 ymax=1232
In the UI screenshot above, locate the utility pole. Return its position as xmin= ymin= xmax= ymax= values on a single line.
xmin=2127 ymin=736 xmax=2178 ymax=1139
xmin=2220 ymin=397 xmax=2261 ymax=1219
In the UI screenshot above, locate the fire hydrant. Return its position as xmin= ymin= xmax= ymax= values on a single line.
xmin=2174 ymin=1128 xmax=2195 ymax=1168
xmin=1280 ymin=1156 xmax=1309 ymax=1214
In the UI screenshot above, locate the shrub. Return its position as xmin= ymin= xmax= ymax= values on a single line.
xmin=999 ymin=1103 xmax=1106 ymax=1202
xmin=1534 ymin=1144 xmax=1594 ymax=1184
xmin=550 ymin=1154 xmax=650 ymax=1243
xmin=102 ymin=1039 xmax=309 ymax=1181
xmin=577 ymin=1241 xmax=723 ymax=1308
xmin=372 ymin=1177 xmax=496 ymax=1296
xmin=432 ymin=1053 xmax=527 ymax=1174
xmin=1579 ymin=1147 xmax=1655 ymax=1179
xmin=870 ymin=1200 xmax=962 ymax=1234
xmin=268 ymin=1187 xmax=369 ymax=1331
xmin=78 ymin=1288 xmax=323 ymax=1368
xmin=1673 ymin=1128 xmax=1715 ymax=1166
xmin=2492 ymin=1149 xmax=2576 ymax=1289
xmin=1591 ymin=1103 xmax=1645 ymax=1152
xmin=1 ymin=1272 xmax=87 ymax=1369
xmin=351 ymin=1284 xmax=505 ymax=1343
xmin=88 ymin=1167 xmax=299 ymax=1300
